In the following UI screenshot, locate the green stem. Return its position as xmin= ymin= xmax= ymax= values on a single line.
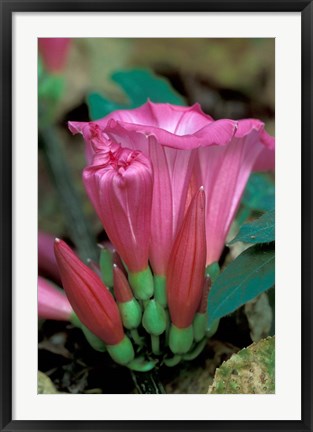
xmin=130 ymin=370 xmax=165 ymax=394
xmin=39 ymin=125 xmax=98 ymax=262
xmin=151 ymin=335 xmax=160 ymax=355
xmin=130 ymin=329 xmax=143 ymax=346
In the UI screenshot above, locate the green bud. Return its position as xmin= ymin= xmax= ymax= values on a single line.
xmin=118 ymin=298 xmax=142 ymax=329
xmin=206 ymin=261 xmax=220 ymax=283
xmin=207 ymin=318 xmax=220 ymax=338
xmin=154 ymin=275 xmax=167 ymax=307
xmin=142 ymin=299 xmax=167 ymax=336
xmin=193 ymin=312 xmax=207 ymax=342
xmin=99 ymin=248 xmax=114 ymax=287
xmin=127 ymin=357 xmax=156 ymax=372
xmin=106 ymin=335 xmax=135 ymax=366
xmin=128 ymin=267 xmax=154 ymax=300
xmin=169 ymin=324 xmax=194 ymax=354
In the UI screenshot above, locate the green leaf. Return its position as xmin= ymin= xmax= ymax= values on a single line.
xmin=242 ymin=173 xmax=275 ymax=212
xmin=87 ymin=68 xmax=185 ymax=120
xmin=207 ymin=244 xmax=275 ymax=326
xmin=112 ymin=69 xmax=185 ymax=106
xmin=229 ymin=209 xmax=275 ymax=245
xmin=208 ymin=336 xmax=275 ymax=394
xmin=87 ymin=93 xmax=126 ymax=120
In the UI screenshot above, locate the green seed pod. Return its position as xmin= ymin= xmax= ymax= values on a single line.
xmin=193 ymin=312 xmax=207 ymax=342
xmin=128 ymin=267 xmax=154 ymax=300
xmin=106 ymin=335 xmax=135 ymax=365
xmin=207 ymin=318 xmax=220 ymax=338
xmin=169 ymin=324 xmax=194 ymax=354
xmin=118 ymin=298 xmax=142 ymax=329
xmin=142 ymin=299 xmax=166 ymax=336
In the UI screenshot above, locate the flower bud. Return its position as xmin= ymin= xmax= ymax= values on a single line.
xmin=83 ymin=146 xmax=153 ymax=275
xmin=167 ymin=187 xmax=206 ymax=354
xmin=142 ymin=300 xmax=167 ymax=336
xmin=113 ymin=265 xmax=142 ymax=329
xmin=54 ymin=238 xmax=124 ymax=346
xmin=38 ymin=276 xmax=73 ymax=321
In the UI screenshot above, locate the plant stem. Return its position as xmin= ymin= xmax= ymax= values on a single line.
xmin=130 ymin=329 xmax=143 ymax=346
xmin=39 ymin=125 xmax=98 ymax=262
xmin=130 ymin=370 xmax=165 ymax=394
xmin=151 ymin=334 xmax=160 ymax=355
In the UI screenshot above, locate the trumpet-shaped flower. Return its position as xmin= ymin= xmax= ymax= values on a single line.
xmin=194 ymin=119 xmax=275 ymax=265
xmin=54 ymin=238 xmax=124 ymax=346
xmin=38 ymin=276 xmax=73 ymax=321
xmin=69 ymin=102 xmax=236 ymax=275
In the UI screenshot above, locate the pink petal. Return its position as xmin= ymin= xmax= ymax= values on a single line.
xmin=195 ymin=121 xmax=272 ymax=265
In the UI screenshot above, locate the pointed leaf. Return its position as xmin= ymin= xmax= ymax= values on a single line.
xmin=208 ymin=244 xmax=275 ymax=326
xmin=112 ymin=69 xmax=185 ymax=106
xmin=87 ymin=69 xmax=185 ymax=120
xmin=229 ymin=209 xmax=275 ymax=245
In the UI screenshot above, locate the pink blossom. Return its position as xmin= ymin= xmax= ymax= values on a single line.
xmin=167 ymin=188 xmax=206 ymax=329
xmin=54 ymin=239 xmax=124 ymax=345
xmin=194 ymin=119 xmax=275 ymax=265
xmin=38 ymin=38 xmax=71 ymax=73
xmin=69 ymin=102 xmax=236 ymax=275
xmin=38 ymin=276 xmax=73 ymax=321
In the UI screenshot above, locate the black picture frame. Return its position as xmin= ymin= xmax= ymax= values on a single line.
xmin=1 ymin=1 xmax=312 ymax=431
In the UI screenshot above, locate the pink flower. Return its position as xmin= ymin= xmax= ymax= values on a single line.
xmin=38 ymin=38 xmax=71 ymax=73
xmin=167 ymin=188 xmax=206 ymax=329
xmin=69 ymin=102 xmax=236 ymax=275
xmin=83 ymin=145 xmax=153 ymax=274
xmin=38 ymin=276 xmax=73 ymax=321
xmin=54 ymin=239 xmax=124 ymax=345
xmin=194 ymin=119 xmax=275 ymax=265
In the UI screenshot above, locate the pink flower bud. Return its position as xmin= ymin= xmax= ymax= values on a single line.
xmin=83 ymin=145 xmax=153 ymax=273
xmin=38 ymin=276 xmax=73 ymax=321
xmin=54 ymin=239 xmax=124 ymax=346
xmin=113 ymin=265 xmax=133 ymax=303
xmin=38 ymin=38 xmax=71 ymax=73
xmin=167 ymin=187 xmax=206 ymax=329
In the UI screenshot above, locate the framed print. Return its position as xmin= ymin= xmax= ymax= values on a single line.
xmin=1 ymin=1 xmax=312 ymax=431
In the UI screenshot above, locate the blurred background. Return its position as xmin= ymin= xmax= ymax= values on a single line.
xmin=38 ymin=38 xmax=275 ymax=394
